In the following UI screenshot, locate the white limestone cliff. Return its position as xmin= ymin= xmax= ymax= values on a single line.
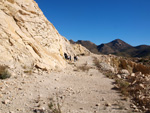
xmin=0 ymin=0 xmax=90 ymax=71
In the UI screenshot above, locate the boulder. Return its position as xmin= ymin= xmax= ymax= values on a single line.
xmin=99 ymin=62 xmax=115 ymax=73
xmin=119 ymin=69 xmax=130 ymax=78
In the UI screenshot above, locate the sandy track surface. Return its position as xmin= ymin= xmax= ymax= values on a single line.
xmin=0 ymin=55 xmax=136 ymax=113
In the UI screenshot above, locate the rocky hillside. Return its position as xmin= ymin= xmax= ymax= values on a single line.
xmin=114 ymin=45 xmax=150 ymax=58
xmin=97 ymin=39 xmax=133 ymax=54
xmin=70 ymin=40 xmax=99 ymax=54
xmin=0 ymin=0 xmax=89 ymax=71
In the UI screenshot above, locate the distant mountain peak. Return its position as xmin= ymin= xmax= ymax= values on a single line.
xmin=113 ymin=38 xmax=122 ymax=42
xmin=97 ymin=39 xmax=133 ymax=54
xmin=111 ymin=39 xmax=128 ymax=44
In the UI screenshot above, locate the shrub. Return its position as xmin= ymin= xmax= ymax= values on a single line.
xmin=115 ymin=79 xmax=130 ymax=96
xmin=48 ymin=96 xmax=62 ymax=113
xmin=133 ymin=64 xmax=150 ymax=74
xmin=110 ymin=57 xmax=120 ymax=70
xmin=76 ymin=63 xmax=90 ymax=72
xmin=119 ymin=59 xmax=128 ymax=69
xmin=104 ymin=71 xmax=116 ymax=79
xmin=0 ymin=65 xmax=11 ymax=79
xmin=93 ymin=57 xmax=101 ymax=70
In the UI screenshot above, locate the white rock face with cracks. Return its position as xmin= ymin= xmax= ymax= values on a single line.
xmin=0 ymin=0 xmax=90 ymax=70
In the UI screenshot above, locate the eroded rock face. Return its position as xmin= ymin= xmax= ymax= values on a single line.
xmin=0 ymin=0 xmax=89 ymax=70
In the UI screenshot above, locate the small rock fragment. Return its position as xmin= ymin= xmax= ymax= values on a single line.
xmin=95 ymin=103 xmax=100 ymax=106
xmin=2 ymin=99 xmax=10 ymax=104
xmin=105 ymin=102 xmax=111 ymax=107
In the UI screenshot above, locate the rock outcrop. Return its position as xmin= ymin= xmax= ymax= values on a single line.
xmin=0 ymin=0 xmax=89 ymax=71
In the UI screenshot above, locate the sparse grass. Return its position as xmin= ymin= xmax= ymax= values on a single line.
xmin=48 ymin=95 xmax=62 ymax=113
xmin=115 ymin=79 xmax=130 ymax=96
xmin=23 ymin=65 xmax=33 ymax=75
xmin=117 ymin=101 xmax=125 ymax=110
xmin=78 ymin=65 xmax=90 ymax=72
xmin=93 ymin=57 xmax=101 ymax=70
xmin=116 ymin=79 xmax=129 ymax=89
xmin=104 ymin=71 xmax=116 ymax=79
xmin=48 ymin=100 xmax=61 ymax=113
xmin=0 ymin=65 xmax=11 ymax=79
xmin=75 ymin=63 xmax=90 ymax=72
xmin=24 ymin=70 xmax=33 ymax=75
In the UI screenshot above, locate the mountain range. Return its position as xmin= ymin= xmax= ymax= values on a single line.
xmin=70 ymin=39 xmax=150 ymax=58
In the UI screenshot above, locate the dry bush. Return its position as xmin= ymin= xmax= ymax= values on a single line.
xmin=115 ymin=79 xmax=130 ymax=96
xmin=48 ymin=98 xmax=61 ymax=113
xmin=112 ymin=73 xmax=150 ymax=111
xmin=78 ymin=65 xmax=90 ymax=72
xmin=24 ymin=70 xmax=33 ymax=75
xmin=48 ymin=94 xmax=64 ymax=113
xmin=119 ymin=59 xmax=128 ymax=69
xmin=0 ymin=65 xmax=11 ymax=79
xmin=119 ymin=59 xmax=135 ymax=74
xmin=120 ymin=73 xmax=150 ymax=111
xmin=93 ymin=57 xmax=101 ymax=70
xmin=104 ymin=71 xmax=116 ymax=79
xmin=76 ymin=63 xmax=90 ymax=72
xmin=110 ymin=57 xmax=120 ymax=69
xmin=133 ymin=64 xmax=150 ymax=74
xmin=23 ymin=65 xmax=33 ymax=75
xmin=111 ymin=57 xmax=131 ymax=71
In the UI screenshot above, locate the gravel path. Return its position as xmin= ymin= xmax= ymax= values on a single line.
xmin=0 ymin=55 xmax=137 ymax=113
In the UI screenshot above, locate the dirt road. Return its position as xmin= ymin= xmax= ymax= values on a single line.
xmin=0 ymin=55 xmax=136 ymax=113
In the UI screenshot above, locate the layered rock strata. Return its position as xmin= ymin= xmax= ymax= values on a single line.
xmin=0 ymin=0 xmax=90 ymax=70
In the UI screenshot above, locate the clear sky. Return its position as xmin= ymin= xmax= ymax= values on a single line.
xmin=34 ymin=0 xmax=150 ymax=46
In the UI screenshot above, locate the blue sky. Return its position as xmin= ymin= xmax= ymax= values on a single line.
xmin=34 ymin=0 xmax=150 ymax=46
